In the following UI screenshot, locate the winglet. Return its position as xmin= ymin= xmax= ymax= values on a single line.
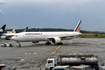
xmin=74 ymin=20 xmax=82 ymax=32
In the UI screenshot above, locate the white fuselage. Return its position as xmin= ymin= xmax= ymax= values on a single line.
xmin=11 ymin=32 xmax=81 ymax=42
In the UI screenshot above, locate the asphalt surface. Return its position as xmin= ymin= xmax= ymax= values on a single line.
xmin=0 ymin=38 xmax=105 ymax=69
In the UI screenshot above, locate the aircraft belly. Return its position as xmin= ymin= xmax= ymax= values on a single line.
xmin=19 ymin=35 xmax=46 ymax=42
xmin=36 ymin=35 xmax=47 ymax=40
xmin=24 ymin=37 xmax=36 ymax=41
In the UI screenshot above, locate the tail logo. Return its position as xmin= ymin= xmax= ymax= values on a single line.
xmin=74 ymin=20 xmax=82 ymax=32
xmin=24 ymin=30 xmax=26 ymax=32
xmin=12 ymin=31 xmax=14 ymax=33
xmin=12 ymin=29 xmax=15 ymax=33
xmin=77 ymin=27 xmax=81 ymax=32
xmin=41 ymin=33 xmax=42 ymax=35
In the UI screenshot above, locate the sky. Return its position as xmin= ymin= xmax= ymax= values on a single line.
xmin=0 ymin=0 xmax=105 ymax=31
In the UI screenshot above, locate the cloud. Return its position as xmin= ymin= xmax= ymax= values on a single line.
xmin=0 ymin=9 xmax=4 ymax=14
xmin=7 ymin=0 xmax=92 ymax=5
xmin=0 ymin=0 xmax=5 ymax=4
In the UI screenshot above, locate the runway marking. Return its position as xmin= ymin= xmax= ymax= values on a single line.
xmin=24 ymin=53 xmax=37 ymax=55
xmin=24 ymin=53 xmax=28 ymax=55
xmin=79 ymin=53 xmax=83 ymax=55
xmin=45 ymin=53 xmax=51 ymax=54
xmin=69 ymin=53 xmax=72 ymax=55
xmin=52 ymin=40 xmax=66 ymax=54
xmin=29 ymin=53 xmax=31 ymax=55
xmin=14 ymin=45 xmax=18 ymax=47
xmin=45 ymin=53 xmax=60 ymax=54
xmin=86 ymin=40 xmax=96 ymax=47
xmin=52 ymin=45 xmax=61 ymax=54
xmin=42 ymin=48 xmax=53 ymax=53
xmin=73 ymin=53 xmax=77 ymax=55
xmin=69 ymin=53 xmax=83 ymax=55
xmin=33 ymin=53 xmax=37 ymax=55
xmin=91 ymin=42 xmax=97 ymax=46
xmin=57 ymin=53 xmax=60 ymax=54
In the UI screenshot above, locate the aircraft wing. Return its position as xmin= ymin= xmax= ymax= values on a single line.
xmin=46 ymin=35 xmax=74 ymax=40
xmin=46 ymin=34 xmax=82 ymax=40
xmin=5 ymin=33 xmax=15 ymax=39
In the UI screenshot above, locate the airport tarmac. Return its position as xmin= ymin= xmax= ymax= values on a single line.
xmin=0 ymin=38 xmax=105 ymax=69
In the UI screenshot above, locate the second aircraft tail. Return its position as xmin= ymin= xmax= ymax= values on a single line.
xmin=0 ymin=24 xmax=6 ymax=35
xmin=23 ymin=27 xmax=28 ymax=32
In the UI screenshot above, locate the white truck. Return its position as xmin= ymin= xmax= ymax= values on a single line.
xmin=1 ymin=43 xmax=13 ymax=47
xmin=45 ymin=55 xmax=99 ymax=70
xmin=45 ymin=58 xmax=55 ymax=70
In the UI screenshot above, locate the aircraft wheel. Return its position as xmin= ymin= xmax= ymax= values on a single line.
xmin=57 ymin=42 xmax=63 ymax=45
xmin=9 ymin=44 xmax=13 ymax=47
xmin=4 ymin=44 xmax=7 ymax=47
xmin=45 ymin=42 xmax=51 ymax=45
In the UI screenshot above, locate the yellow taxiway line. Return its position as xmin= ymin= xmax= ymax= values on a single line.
xmin=52 ymin=45 xmax=61 ymax=54
xmin=69 ymin=53 xmax=83 ymax=55
xmin=24 ymin=53 xmax=37 ymax=55
xmin=52 ymin=40 xmax=66 ymax=54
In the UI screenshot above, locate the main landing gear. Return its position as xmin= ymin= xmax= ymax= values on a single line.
xmin=45 ymin=41 xmax=51 ymax=45
xmin=57 ymin=42 xmax=63 ymax=45
xmin=17 ymin=41 xmax=21 ymax=47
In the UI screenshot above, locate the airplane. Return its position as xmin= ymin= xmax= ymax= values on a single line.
xmin=1 ymin=27 xmax=28 ymax=40
xmin=10 ymin=20 xmax=82 ymax=47
xmin=0 ymin=24 xmax=6 ymax=36
xmin=1 ymin=29 xmax=16 ymax=39
xmin=8 ymin=26 xmax=28 ymax=34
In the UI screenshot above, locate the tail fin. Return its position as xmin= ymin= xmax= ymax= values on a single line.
xmin=0 ymin=24 xmax=6 ymax=35
xmin=12 ymin=29 xmax=16 ymax=33
xmin=74 ymin=20 xmax=82 ymax=32
xmin=23 ymin=27 xmax=28 ymax=32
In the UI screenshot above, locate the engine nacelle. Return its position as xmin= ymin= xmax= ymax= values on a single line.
xmin=32 ymin=41 xmax=39 ymax=43
xmin=52 ymin=37 xmax=61 ymax=44
xmin=0 ymin=36 xmax=6 ymax=39
xmin=0 ymin=36 xmax=10 ymax=40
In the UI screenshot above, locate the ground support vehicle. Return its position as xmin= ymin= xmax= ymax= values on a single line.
xmin=45 ymin=55 xmax=99 ymax=70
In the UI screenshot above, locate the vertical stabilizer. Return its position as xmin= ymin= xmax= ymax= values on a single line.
xmin=23 ymin=27 xmax=28 ymax=32
xmin=0 ymin=24 xmax=6 ymax=35
xmin=74 ymin=20 xmax=82 ymax=32
xmin=12 ymin=29 xmax=15 ymax=33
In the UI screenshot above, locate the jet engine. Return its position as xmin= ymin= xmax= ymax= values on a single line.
xmin=52 ymin=37 xmax=61 ymax=44
xmin=0 ymin=36 xmax=10 ymax=40
xmin=32 ymin=41 xmax=39 ymax=43
xmin=0 ymin=36 xmax=6 ymax=40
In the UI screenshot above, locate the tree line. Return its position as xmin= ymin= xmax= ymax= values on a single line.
xmin=4 ymin=28 xmax=105 ymax=34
